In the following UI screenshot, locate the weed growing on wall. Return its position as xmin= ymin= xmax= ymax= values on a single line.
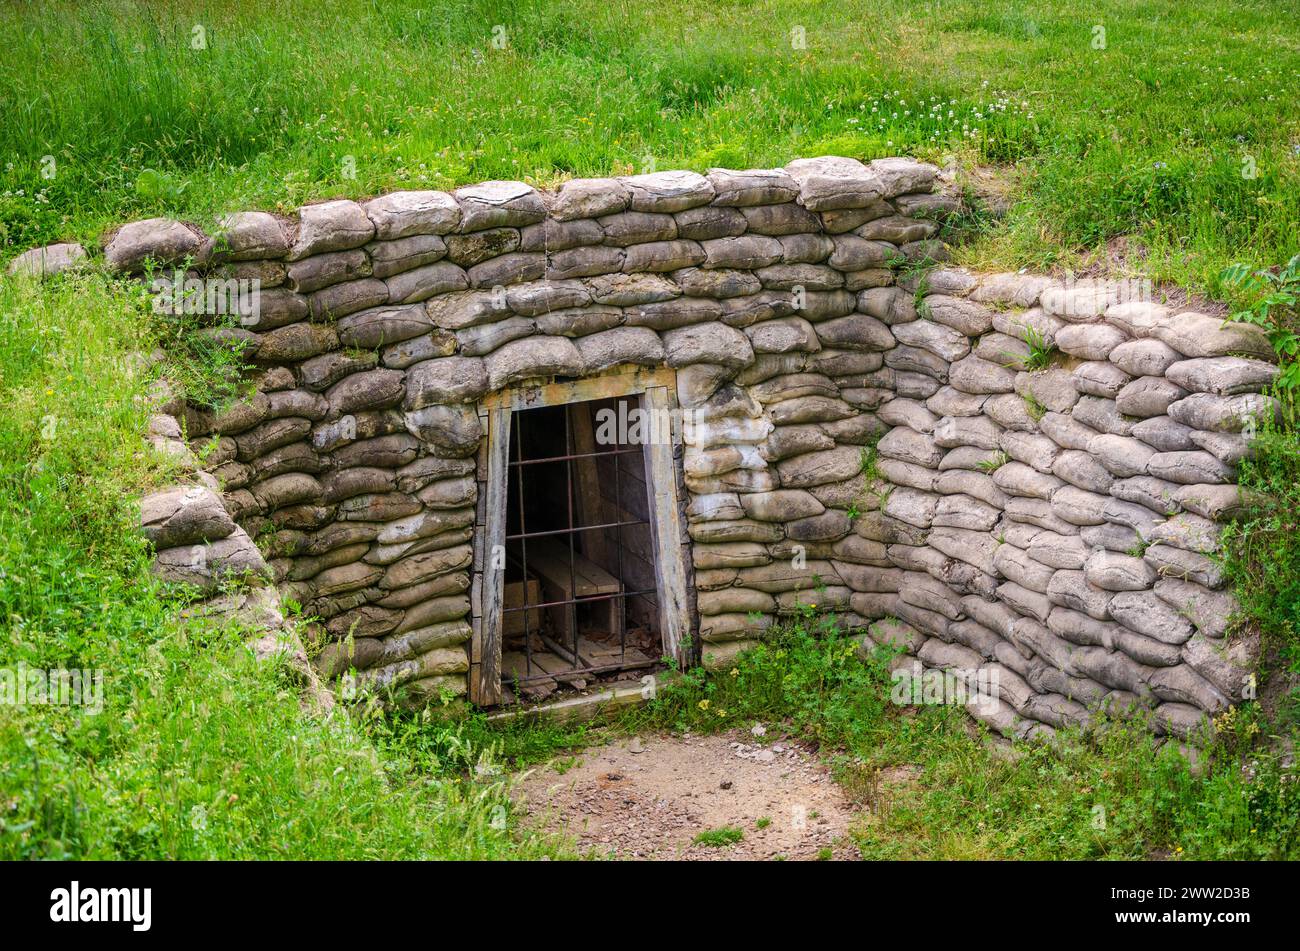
xmin=1221 ymin=255 xmax=1300 ymax=396
xmin=1019 ymin=325 xmax=1058 ymax=371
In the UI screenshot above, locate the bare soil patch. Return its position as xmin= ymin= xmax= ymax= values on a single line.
xmin=513 ymin=728 xmax=862 ymax=860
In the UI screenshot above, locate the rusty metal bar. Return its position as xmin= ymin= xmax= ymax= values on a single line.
xmin=506 ymin=446 xmax=641 ymax=468
xmin=613 ymin=398 xmax=628 ymax=663
xmin=504 ymin=518 xmax=648 ymax=542
xmin=500 ymin=585 xmax=660 ymax=614
xmin=501 ymin=398 xmax=662 ymax=690
xmin=511 ymin=409 xmax=536 ymax=679
xmin=564 ymin=405 xmax=579 ymax=666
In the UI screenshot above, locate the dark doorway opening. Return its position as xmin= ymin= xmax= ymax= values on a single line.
xmin=500 ymin=396 xmax=662 ymax=702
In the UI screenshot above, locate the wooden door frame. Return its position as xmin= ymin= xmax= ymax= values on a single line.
xmin=469 ymin=367 xmax=694 ymax=706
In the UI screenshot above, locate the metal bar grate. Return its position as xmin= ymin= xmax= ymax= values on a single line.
xmin=501 ymin=397 xmax=660 ymax=687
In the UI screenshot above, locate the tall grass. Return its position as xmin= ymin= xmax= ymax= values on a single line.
xmin=1 ymin=0 xmax=1296 ymax=293
xmin=0 ymin=271 xmax=564 ymax=858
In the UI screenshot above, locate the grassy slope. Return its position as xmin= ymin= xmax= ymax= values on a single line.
xmin=1 ymin=0 xmax=1297 ymax=293
xmin=1 ymin=0 xmax=1298 ymax=860
xmin=0 ymin=273 xmax=566 ymax=858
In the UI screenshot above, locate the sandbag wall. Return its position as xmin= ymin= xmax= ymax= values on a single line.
xmin=860 ymin=273 xmax=1274 ymax=741
xmin=137 ymin=420 xmax=331 ymax=711
xmin=16 ymin=153 xmax=1267 ymax=737
xmin=71 ymin=155 xmax=944 ymax=708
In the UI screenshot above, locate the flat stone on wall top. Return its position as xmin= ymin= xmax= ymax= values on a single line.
xmin=6 ymin=241 xmax=88 ymax=278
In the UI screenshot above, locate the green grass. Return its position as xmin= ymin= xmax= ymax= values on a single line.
xmin=693 ymin=825 xmax=744 ymax=847
xmin=623 ymin=613 xmax=1300 ymax=860
xmin=1222 ymin=417 xmax=1300 ymax=723
xmin=367 ymin=608 xmax=1300 ymax=861
xmin=1 ymin=0 xmax=1297 ymax=296
xmin=0 ymin=271 xmax=568 ymax=859
xmin=1219 ymin=256 xmax=1300 ymax=726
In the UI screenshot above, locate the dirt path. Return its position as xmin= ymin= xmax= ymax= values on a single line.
xmin=513 ymin=727 xmax=862 ymax=860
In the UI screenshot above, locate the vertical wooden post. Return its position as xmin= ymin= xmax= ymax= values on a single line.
xmin=474 ymin=405 xmax=510 ymax=706
xmin=641 ymin=385 xmax=692 ymax=668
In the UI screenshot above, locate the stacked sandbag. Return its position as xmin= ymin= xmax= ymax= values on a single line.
xmin=70 ymin=156 xmax=1263 ymax=730
xmin=860 ymin=272 xmax=1273 ymax=741
xmin=666 ymin=158 xmax=947 ymax=670
xmin=96 ymin=156 xmax=950 ymax=702
xmin=141 ymin=482 xmax=264 ymax=591
xmin=138 ymin=402 xmax=331 ymax=710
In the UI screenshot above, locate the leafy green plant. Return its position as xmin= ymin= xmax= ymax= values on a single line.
xmin=138 ymin=267 xmax=254 ymax=414
xmin=1221 ymin=410 xmax=1300 ymax=698
xmin=1218 ymin=255 xmax=1300 ymax=702
xmin=134 ymin=168 xmax=189 ymax=207
xmin=977 ymin=451 xmax=1009 ymax=473
xmin=859 ymin=443 xmax=879 ymax=478
xmin=1221 ymin=254 xmax=1300 ymax=397
xmin=693 ymin=826 xmax=744 ymax=847
xmin=911 ymin=273 xmax=931 ymax=310
xmin=1126 ymin=539 xmax=1152 ymax=558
